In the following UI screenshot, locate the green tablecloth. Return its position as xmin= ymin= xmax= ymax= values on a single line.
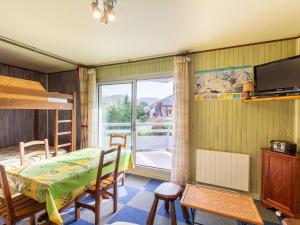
xmin=7 ymin=147 xmax=134 ymax=225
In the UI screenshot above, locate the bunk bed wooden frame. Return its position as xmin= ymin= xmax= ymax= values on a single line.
xmin=0 ymin=84 xmax=77 ymax=154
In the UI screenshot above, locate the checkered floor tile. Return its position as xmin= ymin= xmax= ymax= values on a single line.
xmin=63 ymin=175 xmax=282 ymax=225
xmin=9 ymin=175 xmax=283 ymax=225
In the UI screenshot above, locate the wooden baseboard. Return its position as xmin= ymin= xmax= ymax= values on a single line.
xmin=127 ymin=166 xmax=170 ymax=181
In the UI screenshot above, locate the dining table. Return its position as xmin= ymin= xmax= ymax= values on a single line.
xmin=6 ymin=147 xmax=134 ymax=225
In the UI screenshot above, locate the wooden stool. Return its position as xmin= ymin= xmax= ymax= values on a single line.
xmin=146 ymin=182 xmax=190 ymax=225
xmin=282 ymin=219 xmax=300 ymax=225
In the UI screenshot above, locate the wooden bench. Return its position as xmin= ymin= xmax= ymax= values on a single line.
xmin=146 ymin=182 xmax=190 ymax=225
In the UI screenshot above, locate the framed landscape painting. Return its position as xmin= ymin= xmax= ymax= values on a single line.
xmin=194 ymin=66 xmax=252 ymax=100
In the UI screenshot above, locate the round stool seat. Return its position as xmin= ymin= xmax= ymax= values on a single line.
xmin=147 ymin=182 xmax=189 ymax=225
xmin=154 ymin=182 xmax=182 ymax=200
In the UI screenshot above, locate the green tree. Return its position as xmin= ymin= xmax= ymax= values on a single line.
xmin=107 ymin=94 xmax=132 ymax=122
xmin=122 ymin=94 xmax=131 ymax=122
xmin=107 ymin=97 xmax=149 ymax=123
xmin=137 ymin=101 xmax=148 ymax=121
xmin=107 ymin=104 xmax=122 ymax=122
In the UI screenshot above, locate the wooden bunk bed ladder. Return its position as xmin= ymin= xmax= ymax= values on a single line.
xmin=54 ymin=92 xmax=77 ymax=155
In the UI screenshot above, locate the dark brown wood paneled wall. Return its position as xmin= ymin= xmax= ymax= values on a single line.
xmin=48 ymin=70 xmax=81 ymax=149
xmin=0 ymin=63 xmax=48 ymax=148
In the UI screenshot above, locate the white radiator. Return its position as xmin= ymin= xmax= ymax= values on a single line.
xmin=196 ymin=149 xmax=250 ymax=192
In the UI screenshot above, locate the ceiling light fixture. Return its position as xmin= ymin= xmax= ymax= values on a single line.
xmin=91 ymin=1 xmax=101 ymax=18
xmin=91 ymin=0 xmax=117 ymax=25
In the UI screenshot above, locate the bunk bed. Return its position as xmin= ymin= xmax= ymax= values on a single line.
xmin=0 ymin=75 xmax=77 ymax=168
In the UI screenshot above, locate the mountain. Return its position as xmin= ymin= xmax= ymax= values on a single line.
xmin=102 ymin=95 xmax=125 ymax=108
xmin=102 ymin=95 xmax=159 ymax=107
xmin=137 ymin=97 xmax=159 ymax=105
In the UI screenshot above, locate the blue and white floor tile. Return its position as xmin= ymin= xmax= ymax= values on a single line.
xmin=125 ymin=175 xmax=152 ymax=190
xmin=61 ymin=175 xmax=281 ymax=225
xmin=127 ymin=190 xmax=164 ymax=212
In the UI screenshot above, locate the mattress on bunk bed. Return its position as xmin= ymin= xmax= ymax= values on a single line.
xmin=0 ymin=145 xmax=67 ymax=169
xmin=0 ymin=75 xmax=68 ymax=103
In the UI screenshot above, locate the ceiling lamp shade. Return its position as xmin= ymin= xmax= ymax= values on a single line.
xmin=106 ymin=3 xmax=116 ymax=21
xmin=91 ymin=0 xmax=117 ymax=25
xmin=108 ymin=11 xmax=116 ymax=21
xmin=100 ymin=10 xmax=109 ymax=25
xmin=91 ymin=1 xmax=101 ymax=18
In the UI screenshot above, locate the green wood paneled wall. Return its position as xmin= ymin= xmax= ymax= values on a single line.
xmin=189 ymin=39 xmax=296 ymax=196
xmin=97 ymin=57 xmax=173 ymax=82
xmin=97 ymin=38 xmax=297 ymax=196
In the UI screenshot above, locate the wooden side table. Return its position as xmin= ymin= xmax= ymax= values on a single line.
xmin=180 ymin=184 xmax=263 ymax=225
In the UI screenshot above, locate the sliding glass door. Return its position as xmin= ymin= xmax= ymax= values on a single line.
xmin=135 ymin=78 xmax=173 ymax=170
xmin=98 ymin=77 xmax=174 ymax=171
xmin=98 ymin=83 xmax=133 ymax=149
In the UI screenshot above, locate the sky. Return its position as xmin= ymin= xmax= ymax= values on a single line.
xmin=102 ymin=79 xmax=174 ymax=100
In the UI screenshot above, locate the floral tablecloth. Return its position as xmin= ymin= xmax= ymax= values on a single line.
xmin=7 ymin=147 xmax=134 ymax=225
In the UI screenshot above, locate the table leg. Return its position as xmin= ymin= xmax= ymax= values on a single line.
xmin=190 ymin=208 xmax=204 ymax=225
xmin=190 ymin=208 xmax=194 ymax=223
xmin=181 ymin=205 xmax=190 ymax=223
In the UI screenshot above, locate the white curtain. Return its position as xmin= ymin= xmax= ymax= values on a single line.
xmin=79 ymin=67 xmax=97 ymax=148
xmin=87 ymin=68 xmax=97 ymax=147
xmin=171 ymin=56 xmax=190 ymax=185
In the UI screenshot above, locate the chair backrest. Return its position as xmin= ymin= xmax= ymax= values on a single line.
xmin=95 ymin=146 xmax=121 ymax=190
xmin=19 ymin=139 xmax=50 ymax=166
xmin=0 ymin=164 xmax=16 ymax=224
xmin=109 ymin=134 xmax=127 ymax=149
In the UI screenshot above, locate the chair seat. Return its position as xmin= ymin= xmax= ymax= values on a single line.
xmin=88 ymin=176 xmax=115 ymax=191
xmin=282 ymin=218 xmax=300 ymax=225
xmin=154 ymin=182 xmax=182 ymax=200
xmin=0 ymin=194 xmax=45 ymax=220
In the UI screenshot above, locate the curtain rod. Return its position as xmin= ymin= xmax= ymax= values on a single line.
xmin=1 ymin=34 xmax=299 ymax=69
xmin=91 ymin=50 xmax=190 ymax=67
xmin=95 ymin=35 xmax=300 ymax=68
xmin=0 ymin=35 xmax=84 ymax=67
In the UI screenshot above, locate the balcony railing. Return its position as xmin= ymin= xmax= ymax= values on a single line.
xmin=101 ymin=122 xmax=172 ymax=151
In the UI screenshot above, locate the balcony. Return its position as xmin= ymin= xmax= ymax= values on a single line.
xmin=101 ymin=122 xmax=172 ymax=170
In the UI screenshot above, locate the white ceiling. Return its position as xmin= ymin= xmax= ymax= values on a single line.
xmin=0 ymin=41 xmax=76 ymax=73
xmin=0 ymin=0 xmax=299 ymax=73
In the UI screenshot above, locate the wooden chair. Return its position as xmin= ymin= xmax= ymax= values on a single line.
xmin=19 ymin=139 xmax=50 ymax=166
xmin=0 ymin=165 xmax=46 ymax=225
xmin=74 ymin=146 xmax=121 ymax=225
xmin=109 ymin=134 xmax=127 ymax=186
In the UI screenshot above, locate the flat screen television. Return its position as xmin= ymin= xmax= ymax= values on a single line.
xmin=254 ymin=55 xmax=300 ymax=96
